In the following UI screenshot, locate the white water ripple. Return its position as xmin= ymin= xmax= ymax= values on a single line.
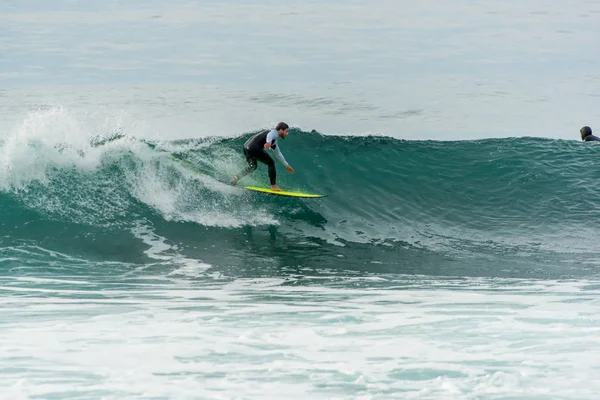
xmin=1 ymin=275 xmax=599 ymax=399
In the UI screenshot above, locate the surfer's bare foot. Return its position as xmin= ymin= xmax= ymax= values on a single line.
xmin=230 ymin=176 xmax=238 ymax=186
xmin=271 ymin=184 xmax=282 ymax=191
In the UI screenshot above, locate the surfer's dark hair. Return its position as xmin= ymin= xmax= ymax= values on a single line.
xmin=276 ymin=122 xmax=289 ymax=131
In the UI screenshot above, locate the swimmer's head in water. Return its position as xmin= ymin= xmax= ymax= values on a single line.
xmin=581 ymin=126 xmax=592 ymax=140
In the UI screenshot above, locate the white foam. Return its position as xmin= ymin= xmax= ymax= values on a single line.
xmin=1 ymin=277 xmax=600 ymax=399
xmin=0 ymin=106 xmax=98 ymax=190
xmin=0 ymin=106 xmax=277 ymax=228
xmin=130 ymin=222 xmax=177 ymax=261
xmin=166 ymin=259 xmax=213 ymax=278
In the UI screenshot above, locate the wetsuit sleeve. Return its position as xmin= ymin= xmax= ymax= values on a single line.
xmin=266 ymin=130 xmax=278 ymax=145
xmin=273 ymin=144 xmax=289 ymax=167
xmin=266 ymin=130 xmax=289 ymax=166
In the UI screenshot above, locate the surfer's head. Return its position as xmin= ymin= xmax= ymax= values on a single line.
xmin=580 ymin=126 xmax=592 ymax=140
xmin=276 ymin=122 xmax=289 ymax=139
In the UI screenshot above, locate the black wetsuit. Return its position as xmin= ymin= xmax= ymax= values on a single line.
xmin=583 ymin=134 xmax=600 ymax=142
xmin=234 ymin=130 xmax=289 ymax=185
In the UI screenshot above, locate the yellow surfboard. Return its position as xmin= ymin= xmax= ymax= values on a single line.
xmin=241 ymin=185 xmax=326 ymax=198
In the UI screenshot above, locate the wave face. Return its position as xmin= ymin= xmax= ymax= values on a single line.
xmin=1 ymin=109 xmax=599 ymax=279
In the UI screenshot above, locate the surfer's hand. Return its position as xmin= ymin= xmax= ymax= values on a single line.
xmin=286 ymin=165 xmax=294 ymax=173
xmin=264 ymin=142 xmax=271 ymax=149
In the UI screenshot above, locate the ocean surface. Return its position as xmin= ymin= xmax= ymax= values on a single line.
xmin=2 ymin=1 xmax=600 ymax=399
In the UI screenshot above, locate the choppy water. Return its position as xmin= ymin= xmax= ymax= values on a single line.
xmin=2 ymin=0 xmax=600 ymax=399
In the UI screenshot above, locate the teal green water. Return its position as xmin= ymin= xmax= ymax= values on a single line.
xmin=2 ymin=130 xmax=599 ymax=280
xmin=3 ymin=125 xmax=600 ymax=399
xmin=2 ymin=0 xmax=600 ymax=398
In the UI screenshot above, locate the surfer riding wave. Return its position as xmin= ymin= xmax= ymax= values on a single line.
xmin=230 ymin=122 xmax=295 ymax=191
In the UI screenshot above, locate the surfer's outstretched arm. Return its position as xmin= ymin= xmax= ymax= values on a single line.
xmin=264 ymin=130 xmax=293 ymax=173
xmin=272 ymin=144 xmax=288 ymax=167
